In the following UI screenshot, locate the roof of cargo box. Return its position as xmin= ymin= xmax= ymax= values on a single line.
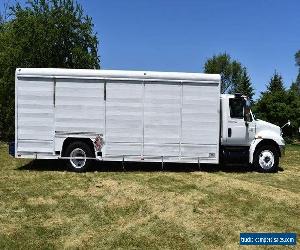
xmin=16 ymin=68 xmax=221 ymax=83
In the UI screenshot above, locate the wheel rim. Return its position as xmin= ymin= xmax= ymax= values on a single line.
xmin=70 ymin=148 xmax=86 ymax=169
xmin=258 ymin=150 xmax=274 ymax=170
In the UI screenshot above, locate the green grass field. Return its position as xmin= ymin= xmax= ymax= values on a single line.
xmin=0 ymin=143 xmax=299 ymax=249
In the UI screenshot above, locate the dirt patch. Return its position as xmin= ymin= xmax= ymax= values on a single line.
xmin=27 ymin=197 xmax=58 ymax=206
xmin=43 ymin=214 xmax=72 ymax=228
xmin=0 ymin=223 xmax=20 ymax=236
xmin=63 ymin=230 xmax=95 ymax=249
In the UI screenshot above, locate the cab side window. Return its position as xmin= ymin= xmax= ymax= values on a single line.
xmin=229 ymin=98 xmax=244 ymax=119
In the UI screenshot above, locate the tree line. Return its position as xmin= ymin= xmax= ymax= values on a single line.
xmin=0 ymin=0 xmax=299 ymax=141
xmin=0 ymin=0 xmax=100 ymax=140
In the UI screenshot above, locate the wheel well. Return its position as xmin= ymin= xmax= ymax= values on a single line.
xmin=255 ymin=139 xmax=281 ymax=157
xmin=62 ymin=137 xmax=95 ymax=157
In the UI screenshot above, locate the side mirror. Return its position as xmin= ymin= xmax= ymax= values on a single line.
xmin=244 ymin=113 xmax=249 ymax=127
xmin=281 ymin=120 xmax=291 ymax=129
xmin=244 ymin=112 xmax=251 ymax=123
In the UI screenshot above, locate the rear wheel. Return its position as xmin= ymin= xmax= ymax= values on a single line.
xmin=253 ymin=145 xmax=279 ymax=173
xmin=64 ymin=141 xmax=94 ymax=172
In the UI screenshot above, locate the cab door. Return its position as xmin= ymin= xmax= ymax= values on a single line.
xmin=225 ymin=97 xmax=255 ymax=146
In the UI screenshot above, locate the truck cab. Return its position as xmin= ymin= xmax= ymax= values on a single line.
xmin=220 ymin=94 xmax=285 ymax=172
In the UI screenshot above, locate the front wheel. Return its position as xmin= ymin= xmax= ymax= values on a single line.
xmin=253 ymin=145 xmax=279 ymax=173
xmin=64 ymin=141 xmax=94 ymax=172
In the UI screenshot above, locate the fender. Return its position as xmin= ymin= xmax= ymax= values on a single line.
xmin=249 ymin=130 xmax=284 ymax=163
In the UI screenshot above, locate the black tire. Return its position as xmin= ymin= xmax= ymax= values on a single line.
xmin=253 ymin=145 xmax=279 ymax=173
xmin=64 ymin=141 xmax=94 ymax=172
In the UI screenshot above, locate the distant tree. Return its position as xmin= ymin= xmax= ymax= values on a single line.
xmin=295 ymin=50 xmax=300 ymax=66
xmin=204 ymin=53 xmax=233 ymax=93
xmin=296 ymin=74 xmax=300 ymax=91
xmin=0 ymin=0 xmax=100 ymax=140
xmin=253 ymin=90 xmax=290 ymax=127
xmin=234 ymin=67 xmax=254 ymax=102
xmin=203 ymin=53 xmax=255 ymax=101
xmin=253 ymin=71 xmax=300 ymax=139
xmin=266 ymin=71 xmax=285 ymax=93
xmin=290 ymin=81 xmax=300 ymax=94
xmin=295 ymin=50 xmax=300 ymax=88
xmin=229 ymin=61 xmax=243 ymax=93
xmin=286 ymin=85 xmax=300 ymax=138
xmin=283 ymin=51 xmax=300 ymax=138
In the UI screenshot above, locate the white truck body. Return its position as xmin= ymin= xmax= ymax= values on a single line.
xmin=15 ymin=68 xmax=220 ymax=163
xmin=13 ymin=68 xmax=285 ymax=172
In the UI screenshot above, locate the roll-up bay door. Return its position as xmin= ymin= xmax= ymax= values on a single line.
xmin=16 ymin=77 xmax=55 ymax=154
xmin=143 ymin=82 xmax=181 ymax=158
xmin=181 ymin=83 xmax=219 ymax=161
xmin=104 ymin=81 xmax=143 ymax=157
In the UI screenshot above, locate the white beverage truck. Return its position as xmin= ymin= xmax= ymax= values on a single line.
xmin=9 ymin=68 xmax=285 ymax=172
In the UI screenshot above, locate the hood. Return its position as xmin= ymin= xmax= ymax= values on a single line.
xmin=256 ymin=119 xmax=281 ymax=136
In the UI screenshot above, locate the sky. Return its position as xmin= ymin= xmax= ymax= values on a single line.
xmin=1 ymin=0 xmax=300 ymax=99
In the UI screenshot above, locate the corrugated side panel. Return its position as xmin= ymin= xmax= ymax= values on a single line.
xmin=55 ymin=79 xmax=104 ymax=134
xmin=181 ymin=84 xmax=219 ymax=160
xmin=17 ymin=78 xmax=54 ymax=154
xmin=104 ymin=81 xmax=143 ymax=156
xmin=103 ymin=80 xmax=219 ymax=162
xmin=144 ymin=82 xmax=181 ymax=157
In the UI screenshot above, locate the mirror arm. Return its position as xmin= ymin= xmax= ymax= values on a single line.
xmin=281 ymin=120 xmax=291 ymax=129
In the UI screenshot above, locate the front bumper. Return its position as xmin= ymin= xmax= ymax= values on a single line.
xmin=279 ymin=145 xmax=285 ymax=157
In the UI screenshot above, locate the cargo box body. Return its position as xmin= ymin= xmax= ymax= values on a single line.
xmin=15 ymin=68 xmax=221 ymax=164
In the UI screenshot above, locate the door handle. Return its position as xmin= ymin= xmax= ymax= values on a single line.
xmin=228 ymin=128 xmax=232 ymax=137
